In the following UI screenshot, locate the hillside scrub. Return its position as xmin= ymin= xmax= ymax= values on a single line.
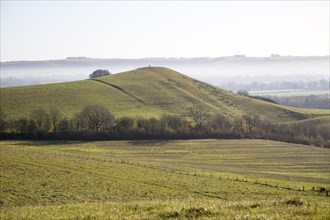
xmin=0 ymin=105 xmax=329 ymax=148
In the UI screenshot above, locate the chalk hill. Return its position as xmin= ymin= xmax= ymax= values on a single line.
xmin=1 ymin=67 xmax=328 ymax=121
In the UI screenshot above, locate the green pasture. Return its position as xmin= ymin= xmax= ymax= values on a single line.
xmin=1 ymin=139 xmax=329 ymax=219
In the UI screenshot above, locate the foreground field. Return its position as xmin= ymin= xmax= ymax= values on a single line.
xmin=2 ymin=198 xmax=329 ymax=220
xmin=1 ymin=139 xmax=329 ymax=219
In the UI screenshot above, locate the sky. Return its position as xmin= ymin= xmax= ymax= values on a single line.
xmin=1 ymin=1 xmax=329 ymax=61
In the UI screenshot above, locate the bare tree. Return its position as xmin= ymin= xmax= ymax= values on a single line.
xmin=115 ymin=117 xmax=135 ymax=134
xmin=207 ymin=113 xmax=232 ymax=133
xmin=232 ymin=117 xmax=244 ymax=137
xmin=188 ymin=106 xmax=208 ymax=129
xmin=49 ymin=107 xmax=61 ymax=132
xmin=72 ymin=112 xmax=86 ymax=132
xmin=27 ymin=119 xmax=37 ymax=134
xmin=242 ymin=114 xmax=261 ymax=136
xmin=160 ymin=115 xmax=188 ymax=132
xmin=81 ymin=105 xmax=114 ymax=132
xmin=30 ymin=108 xmax=47 ymax=128
xmin=261 ymin=120 xmax=273 ymax=139
xmin=0 ymin=110 xmax=8 ymax=132
xmin=15 ymin=117 xmax=29 ymax=133
xmin=58 ymin=118 xmax=72 ymax=132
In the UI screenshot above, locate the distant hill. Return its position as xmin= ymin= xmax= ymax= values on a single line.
xmin=1 ymin=56 xmax=329 ymax=87
xmin=1 ymin=67 xmax=328 ymax=122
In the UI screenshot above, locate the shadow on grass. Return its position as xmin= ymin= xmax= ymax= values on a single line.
xmin=11 ymin=140 xmax=85 ymax=147
xmin=127 ymin=139 xmax=176 ymax=146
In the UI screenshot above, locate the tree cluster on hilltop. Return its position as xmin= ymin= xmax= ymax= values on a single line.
xmin=0 ymin=105 xmax=328 ymax=148
xmin=89 ymin=69 xmax=111 ymax=79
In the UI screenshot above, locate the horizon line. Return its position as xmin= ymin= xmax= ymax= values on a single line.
xmin=2 ymin=55 xmax=330 ymax=63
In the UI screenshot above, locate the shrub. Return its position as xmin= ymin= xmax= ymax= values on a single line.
xmin=284 ymin=197 xmax=303 ymax=206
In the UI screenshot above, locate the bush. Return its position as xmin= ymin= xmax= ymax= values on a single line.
xmin=284 ymin=197 xmax=303 ymax=206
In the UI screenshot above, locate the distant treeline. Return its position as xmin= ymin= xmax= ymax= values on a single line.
xmin=221 ymin=79 xmax=329 ymax=91
xmin=0 ymin=105 xmax=328 ymax=147
xmin=266 ymin=95 xmax=330 ymax=109
xmin=237 ymin=91 xmax=330 ymax=110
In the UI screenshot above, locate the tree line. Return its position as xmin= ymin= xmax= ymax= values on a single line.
xmin=266 ymin=95 xmax=330 ymax=109
xmin=0 ymin=105 xmax=328 ymax=148
xmin=237 ymin=91 xmax=329 ymax=110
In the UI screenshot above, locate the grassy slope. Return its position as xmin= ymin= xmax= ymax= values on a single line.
xmin=0 ymin=78 xmax=164 ymax=118
xmin=1 ymin=67 xmax=328 ymax=122
xmin=1 ymin=139 xmax=329 ymax=219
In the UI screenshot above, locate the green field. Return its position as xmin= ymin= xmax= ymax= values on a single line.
xmin=1 ymin=67 xmax=329 ymax=122
xmin=249 ymin=89 xmax=330 ymax=97
xmin=1 ymin=139 xmax=329 ymax=219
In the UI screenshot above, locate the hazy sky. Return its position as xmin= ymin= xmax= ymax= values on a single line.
xmin=1 ymin=1 xmax=329 ymax=61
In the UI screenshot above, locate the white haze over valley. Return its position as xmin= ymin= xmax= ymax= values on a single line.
xmin=1 ymin=56 xmax=329 ymax=89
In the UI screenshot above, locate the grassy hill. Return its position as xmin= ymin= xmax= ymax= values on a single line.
xmin=1 ymin=67 xmax=328 ymax=122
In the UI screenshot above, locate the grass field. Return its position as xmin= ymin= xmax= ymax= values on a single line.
xmin=249 ymin=89 xmax=329 ymax=97
xmin=1 ymin=67 xmax=328 ymax=122
xmin=1 ymin=139 xmax=329 ymax=219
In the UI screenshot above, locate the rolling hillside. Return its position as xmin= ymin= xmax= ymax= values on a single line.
xmin=1 ymin=67 xmax=328 ymax=122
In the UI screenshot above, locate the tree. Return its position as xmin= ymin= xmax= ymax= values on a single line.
xmin=237 ymin=90 xmax=249 ymax=96
xmin=49 ymin=107 xmax=61 ymax=132
xmin=232 ymin=117 xmax=244 ymax=137
xmin=115 ymin=117 xmax=135 ymax=134
xmin=188 ymin=106 xmax=208 ymax=129
xmin=147 ymin=118 xmax=161 ymax=135
xmin=242 ymin=114 xmax=261 ymax=136
xmin=30 ymin=108 xmax=47 ymax=128
xmin=261 ymin=120 xmax=273 ymax=139
xmin=58 ymin=118 xmax=71 ymax=132
xmin=160 ymin=115 xmax=188 ymax=133
xmin=207 ymin=113 xmax=232 ymax=133
xmin=72 ymin=112 xmax=86 ymax=132
xmin=81 ymin=105 xmax=114 ymax=132
xmin=89 ymin=69 xmax=111 ymax=79
xmin=15 ymin=117 xmax=29 ymax=133
xmin=0 ymin=110 xmax=8 ymax=132
xmin=136 ymin=117 xmax=161 ymax=135
xmin=7 ymin=118 xmax=16 ymax=133
xmin=27 ymin=119 xmax=37 ymax=134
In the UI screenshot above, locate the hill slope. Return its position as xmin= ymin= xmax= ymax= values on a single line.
xmin=1 ymin=67 xmax=328 ymax=121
